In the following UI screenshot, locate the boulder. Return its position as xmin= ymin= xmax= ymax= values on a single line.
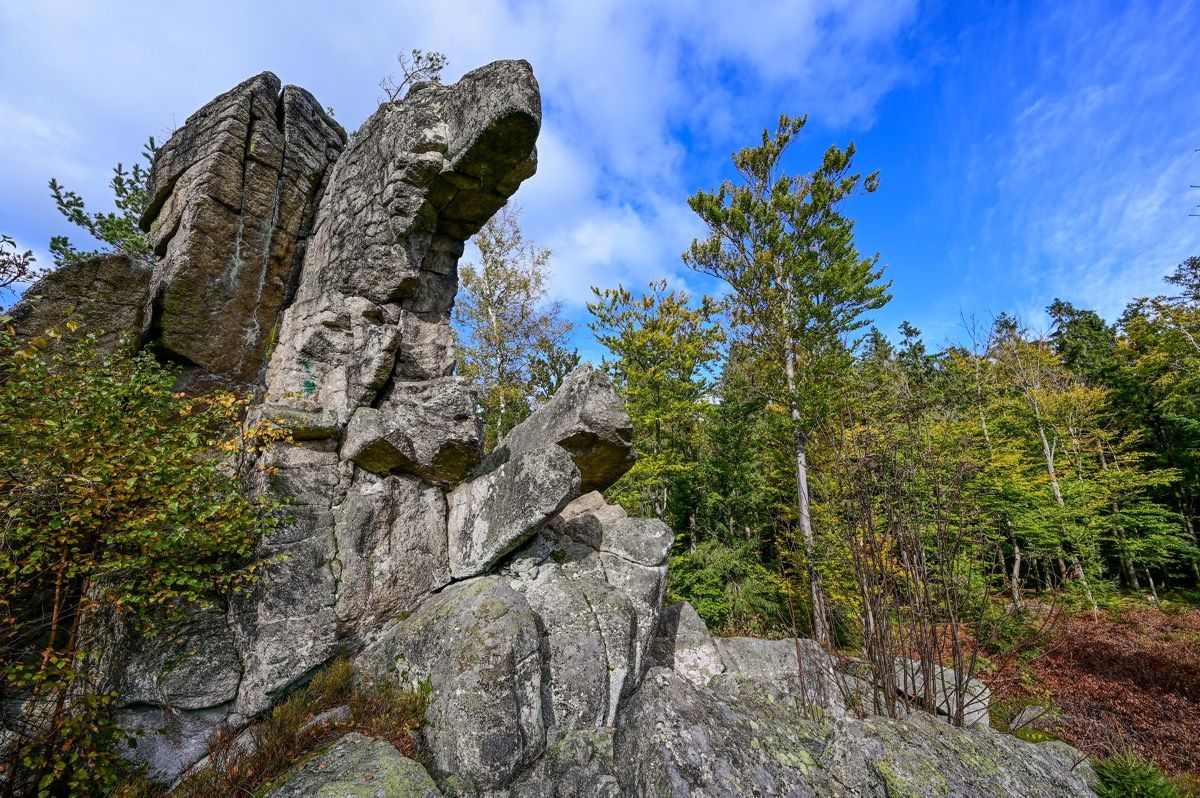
xmin=8 ymin=253 xmax=151 ymax=355
xmin=506 ymin=535 xmax=638 ymax=734
xmin=332 ymin=473 xmax=450 ymax=638
xmin=506 ymin=729 xmax=622 ymax=798
xmin=715 ymin=636 xmax=848 ymax=717
xmin=480 ymin=365 xmax=635 ymax=492
xmin=341 ymin=378 xmax=483 ymax=484
xmin=446 ymin=445 xmax=580 ymax=579
xmin=649 ymin=602 xmax=724 ymax=688
xmin=116 ymin=608 xmax=241 ymax=711
xmin=261 ymin=732 xmax=442 ymax=797
xmin=544 ymin=490 xmax=628 ymax=550
xmin=1010 ymin=703 xmax=1062 ymax=732
xmin=140 ymin=73 xmax=346 ymax=382
xmin=115 ymin=704 xmax=230 ymax=782
xmin=356 ymin=577 xmax=545 ymax=791
xmin=260 ymin=60 xmax=540 ymax=422
xmin=615 ymin=667 xmax=1095 ymax=798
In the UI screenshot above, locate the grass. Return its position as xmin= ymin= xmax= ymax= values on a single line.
xmin=1094 ymin=752 xmax=1190 ymax=798
xmin=110 ymin=656 xmax=427 ymax=798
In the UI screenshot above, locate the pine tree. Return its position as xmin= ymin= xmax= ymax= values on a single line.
xmin=683 ymin=114 xmax=890 ymax=645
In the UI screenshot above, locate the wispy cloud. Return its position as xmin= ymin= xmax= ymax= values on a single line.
xmin=0 ymin=0 xmax=920 ymax=318
xmin=992 ymin=0 xmax=1200 ymax=322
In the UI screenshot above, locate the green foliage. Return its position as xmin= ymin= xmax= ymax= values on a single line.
xmin=454 ymin=205 xmax=576 ymax=449
xmin=0 ymin=322 xmax=282 ymax=796
xmin=683 ymin=113 xmax=890 ymax=645
xmin=0 ymin=234 xmax=41 ymax=304
xmin=588 ymin=280 xmax=724 ymax=525
xmin=1094 ymin=752 xmax=1184 ymax=798
xmin=669 ymin=540 xmax=783 ymax=635
xmin=48 ymin=137 xmax=158 ymax=267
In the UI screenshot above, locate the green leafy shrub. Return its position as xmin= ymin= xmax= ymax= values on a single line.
xmin=1094 ymin=752 xmax=1184 ymax=798
xmin=0 ymin=323 xmax=284 ymax=796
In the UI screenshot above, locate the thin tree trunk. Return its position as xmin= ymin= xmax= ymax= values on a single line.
xmin=783 ymin=328 xmax=830 ymax=646
xmin=1010 ymin=537 xmax=1023 ymax=608
xmin=1145 ymin=568 xmax=1161 ymax=609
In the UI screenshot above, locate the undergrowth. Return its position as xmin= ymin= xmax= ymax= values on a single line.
xmin=1094 ymin=752 xmax=1193 ymax=798
xmin=989 ymin=599 xmax=1200 ymax=784
xmin=110 ymin=656 xmax=427 ymax=798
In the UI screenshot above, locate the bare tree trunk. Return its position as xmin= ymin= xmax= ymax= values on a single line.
xmin=783 ymin=329 xmax=830 ymax=646
xmin=1010 ymin=537 xmax=1023 ymax=608
xmin=1145 ymin=568 xmax=1161 ymax=609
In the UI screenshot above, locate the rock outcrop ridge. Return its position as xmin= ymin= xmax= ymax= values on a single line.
xmin=8 ymin=63 xmax=1097 ymax=798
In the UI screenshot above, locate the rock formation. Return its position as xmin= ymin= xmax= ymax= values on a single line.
xmin=8 ymin=63 xmax=1098 ymax=798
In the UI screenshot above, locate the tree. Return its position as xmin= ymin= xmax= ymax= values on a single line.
xmin=47 ymin=138 xmax=158 ymax=267
xmin=684 ymin=114 xmax=890 ymax=645
xmin=0 ymin=236 xmax=40 ymax=307
xmin=379 ymin=49 xmax=449 ymax=103
xmin=0 ymin=323 xmax=283 ymax=797
xmin=454 ymin=205 xmax=575 ymax=449
xmin=588 ymin=280 xmax=724 ymax=526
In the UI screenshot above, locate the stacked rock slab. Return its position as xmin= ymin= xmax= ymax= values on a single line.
xmin=12 ymin=63 xmax=1102 ymax=797
xmin=8 ymin=253 xmax=151 ymax=356
xmin=139 ymin=72 xmax=346 ymax=383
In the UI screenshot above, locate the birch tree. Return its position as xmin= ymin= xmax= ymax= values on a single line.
xmin=454 ymin=205 xmax=575 ymax=449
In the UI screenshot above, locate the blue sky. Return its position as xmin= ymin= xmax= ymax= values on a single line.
xmin=2 ymin=0 xmax=1198 ymax=360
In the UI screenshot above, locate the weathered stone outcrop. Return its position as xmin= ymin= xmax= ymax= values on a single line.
xmin=649 ymin=602 xmax=724 ymax=688
xmin=447 ymin=445 xmax=580 ymax=578
xmin=139 ymin=72 xmax=346 ymax=382
xmin=8 ymin=253 xmax=151 ymax=355
xmin=615 ymin=668 xmax=1095 ymax=798
xmin=357 ymin=577 xmax=546 ymax=792
xmin=262 ymin=733 xmax=443 ymax=797
xmin=479 ymin=365 xmax=635 ymax=492
xmin=9 ymin=62 xmax=1101 ymax=798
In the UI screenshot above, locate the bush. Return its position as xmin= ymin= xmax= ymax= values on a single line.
xmin=168 ymin=657 xmax=428 ymax=798
xmin=0 ymin=323 xmax=283 ymax=796
xmin=1095 ymin=752 xmax=1184 ymax=798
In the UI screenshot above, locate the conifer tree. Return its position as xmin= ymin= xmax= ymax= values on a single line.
xmin=684 ymin=115 xmax=890 ymax=644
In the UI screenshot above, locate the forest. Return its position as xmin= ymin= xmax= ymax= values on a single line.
xmin=453 ymin=116 xmax=1200 ymax=785
xmin=2 ymin=89 xmax=1199 ymax=796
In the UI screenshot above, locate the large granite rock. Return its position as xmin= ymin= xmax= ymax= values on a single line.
xmin=7 ymin=253 xmax=151 ymax=355
xmin=262 ymin=732 xmax=443 ymax=797
xmin=342 ymin=377 xmax=483 ymax=484
xmin=446 ymin=445 xmax=580 ymax=579
xmin=480 ymin=365 xmax=635 ymax=492
xmin=356 ymin=577 xmax=546 ymax=792
xmin=332 ymin=472 xmax=450 ymax=639
xmin=649 ymin=602 xmax=724 ymax=688
xmin=894 ymin=657 xmax=992 ymax=729
xmin=260 ymin=60 xmax=540 ymax=423
xmin=615 ymin=668 xmax=1095 ymax=798
xmin=140 ymin=72 xmax=346 ymax=382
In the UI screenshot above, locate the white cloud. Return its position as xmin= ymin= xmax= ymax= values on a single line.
xmin=0 ymin=0 xmax=918 ymax=314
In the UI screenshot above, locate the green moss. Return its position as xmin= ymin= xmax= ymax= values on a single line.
xmin=1014 ymin=727 xmax=1058 ymax=744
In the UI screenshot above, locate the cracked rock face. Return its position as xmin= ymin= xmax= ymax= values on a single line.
xmin=139 ymin=72 xmax=346 ymax=383
xmin=21 ymin=62 xmax=1103 ymax=798
xmin=9 ymin=253 xmax=151 ymax=355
